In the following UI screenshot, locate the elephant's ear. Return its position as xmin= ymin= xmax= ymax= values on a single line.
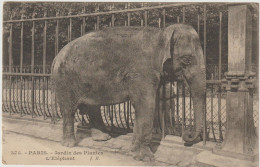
xmin=161 ymin=25 xmax=177 ymax=68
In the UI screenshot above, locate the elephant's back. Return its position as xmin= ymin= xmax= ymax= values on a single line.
xmin=51 ymin=26 xmax=162 ymax=77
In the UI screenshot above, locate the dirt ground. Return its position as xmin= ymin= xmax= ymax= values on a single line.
xmin=2 ymin=130 xmax=169 ymax=166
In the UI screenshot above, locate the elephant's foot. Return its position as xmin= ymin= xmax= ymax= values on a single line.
xmin=62 ymin=137 xmax=77 ymax=147
xmin=133 ymin=145 xmax=155 ymax=162
xmin=183 ymin=131 xmax=203 ymax=146
xmin=91 ymin=128 xmax=111 ymax=141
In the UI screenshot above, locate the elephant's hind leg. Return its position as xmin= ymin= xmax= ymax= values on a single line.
xmin=57 ymin=92 xmax=78 ymax=147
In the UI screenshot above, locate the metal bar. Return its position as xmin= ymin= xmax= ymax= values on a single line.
xmin=111 ymin=105 xmax=114 ymax=130
xmin=9 ymin=19 xmax=13 ymax=72
xmin=103 ymin=106 xmax=110 ymax=127
xmin=218 ymin=11 xmax=223 ymax=141
xmin=34 ymin=75 xmax=41 ymax=116
xmin=20 ymin=16 xmax=24 ymax=72
xmin=218 ymin=12 xmax=222 ymax=80
xmin=6 ymin=3 xmax=244 ymax=23
xmin=82 ymin=7 xmax=86 ymax=35
xmin=12 ymin=69 xmax=18 ymax=113
xmin=43 ymin=76 xmax=46 ymax=119
xmin=176 ymin=82 xmax=180 ymax=130
xmin=26 ymin=75 xmax=32 ymax=114
xmin=31 ymin=77 xmax=35 ymax=118
xmin=22 ymin=75 xmax=29 ymax=114
xmin=2 ymin=72 xmax=51 ymax=77
xmin=129 ymin=101 xmax=133 ymax=126
xmin=158 ymin=18 xmax=161 ymax=28
xmin=162 ymin=83 xmax=166 ymax=138
xmin=211 ymin=85 xmax=216 ymax=141
xmin=55 ymin=12 xmax=59 ymax=55
xmin=170 ymin=82 xmax=173 ymax=126
xmin=162 ymin=8 xmax=166 ymax=28
xmin=69 ymin=9 xmax=72 ymax=42
xmin=3 ymin=76 xmax=8 ymax=112
xmin=181 ymin=83 xmax=186 ymax=139
xmin=126 ymin=101 xmax=130 ymax=131
xmin=144 ymin=10 xmax=148 ymax=27
xmin=189 ymin=86 xmax=192 ymax=129
xmin=113 ymin=105 xmax=120 ymax=128
xmin=9 ymin=76 xmax=12 ymax=115
xmin=177 ymin=16 xmax=180 ymax=23
xmin=118 ymin=103 xmax=126 ymax=129
xmin=203 ymin=4 xmax=207 ymax=145
xmin=107 ymin=105 xmax=113 ymax=129
xmin=31 ymin=13 xmax=35 ymax=73
xmin=38 ymin=76 xmax=44 ymax=116
xmin=20 ymin=76 xmax=23 ymax=116
xmin=43 ymin=11 xmax=47 ymax=74
xmin=45 ymin=78 xmax=52 ymax=117
xmin=183 ymin=6 xmax=185 ymax=23
xmin=96 ymin=5 xmax=100 ymax=30
xmin=15 ymin=69 xmax=22 ymax=114
xmin=123 ymin=102 xmax=127 ymax=128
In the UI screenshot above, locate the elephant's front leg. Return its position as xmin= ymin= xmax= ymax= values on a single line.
xmin=131 ymin=88 xmax=157 ymax=162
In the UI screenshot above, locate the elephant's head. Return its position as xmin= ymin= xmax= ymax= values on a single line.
xmin=161 ymin=24 xmax=206 ymax=145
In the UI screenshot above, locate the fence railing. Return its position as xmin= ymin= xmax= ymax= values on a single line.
xmin=2 ymin=69 xmax=259 ymax=142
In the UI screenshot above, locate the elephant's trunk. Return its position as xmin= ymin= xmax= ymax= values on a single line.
xmin=182 ymin=68 xmax=206 ymax=144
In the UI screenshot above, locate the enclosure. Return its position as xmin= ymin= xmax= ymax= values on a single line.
xmin=2 ymin=2 xmax=259 ymax=145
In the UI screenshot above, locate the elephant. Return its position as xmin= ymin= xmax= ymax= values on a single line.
xmin=51 ymin=24 xmax=206 ymax=161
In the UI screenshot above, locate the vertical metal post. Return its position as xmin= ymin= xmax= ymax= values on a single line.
xmin=218 ymin=11 xmax=223 ymax=141
xmin=31 ymin=12 xmax=35 ymax=118
xmin=181 ymin=83 xmax=185 ymax=139
xmin=162 ymin=83 xmax=166 ymax=139
xmin=144 ymin=11 xmax=148 ymax=27
xmin=20 ymin=15 xmax=24 ymax=116
xmin=176 ymin=82 xmax=180 ymax=132
xmin=218 ymin=12 xmax=222 ymax=81
xmin=9 ymin=14 xmax=13 ymax=73
xmin=127 ymin=3 xmax=131 ymax=26
xmin=183 ymin=6 xmax=185 ymax=23
xmin=82 ymin=7 xmax=86 ymax=35
xmin=203 ymin=4 xmax=207 ymax=145
xmin=162 ymin=8 xmax=166 ymax=28
xmin=20 ymin=14 xmax=24 ymax=72
xmin=177 ymin=16 xmax=180 ymax=23
xmin=158 ymin=18 xmax=161 ymax=28
xmin=127 ymin=101 xmax=130 ymax=132
xmin=96 ymin=5 xmax=100 ymax=30
xmin=69 ymin=9 xmax=72 ymax=42
xmin=43 ymin=11 xmax=47 ymax=74
xmin=110 ymin=4 xmax=115 ymax=27
xmin=211 ymin=84 xmax=216 ymax=141
xmin=55 ymin=12 xmax=59 ymax=55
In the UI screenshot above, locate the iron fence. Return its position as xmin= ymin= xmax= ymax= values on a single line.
xmin=2 ymin=2 xmax=258 ymax=144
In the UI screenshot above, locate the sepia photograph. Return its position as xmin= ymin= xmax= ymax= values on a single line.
xmin=1 ymin=1 xmax=259 ymax=166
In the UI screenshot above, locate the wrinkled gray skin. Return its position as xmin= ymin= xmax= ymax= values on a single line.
xmin=51 ymin=24 xmax=206 ymax=161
